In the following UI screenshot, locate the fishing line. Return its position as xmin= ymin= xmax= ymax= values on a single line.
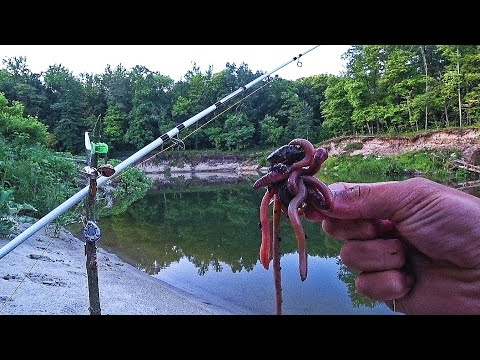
xmin=0 ymin=45 xmax=321 ymax=260
xmin=116 ymin=76 xmax=277 ymax=176
xmin=23 ymin=76 xmax=278 ymax=263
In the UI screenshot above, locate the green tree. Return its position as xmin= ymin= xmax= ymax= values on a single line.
xmin=80 ymin=72 xmax=107 ymax=130
xmin=294 ymin=74 xmax=333 ymax=142
xmin=343 ymin=45 xmax=389 ymax=134
xmin=101 ymin=64 xmax=133 ymax=151
xmin=322 ymin=76 xmax=354 ymax=137
xmin=274 ymin=87 xmax=315 ymax=141
xmin=222 ymin=113 xmax=255 ymax=150
xmin=457 ymin=46 xmax=480 ymax=125
xmin=125 ymin=65 xmax=173 ymax=149
xmin=204 ymin=126 xmax=224 ymax=149
xmin=0 ymin=57 xmax=48 ymax=120
xmin=103 ymin=104 xmax=126 ymax=150
xmin=259 ymin=114 xmax=283 ymax=146
xmin=322 ymin=45 xmax=455 ymax=136
xmin=43 ymin=64 xmax=85 ymax=153
xmin=0 ymin=92 xmax=51 ymax=145
xmin=379 ymin=46 xmax=422 ymax=132
xmin=170 ymin=64 xmax=212 ymax=149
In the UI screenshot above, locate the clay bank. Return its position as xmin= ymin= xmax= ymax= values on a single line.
xmin=136 ymin=153 xmax=265 ymax=187
xmin=138 ymin=128 xmax=480 ymax=183
xmin=320 ymin=128 xmax=480 ymax=165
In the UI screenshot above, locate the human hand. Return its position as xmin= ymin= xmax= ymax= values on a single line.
xmin=304 ymin=177 xmax=480 ymax=314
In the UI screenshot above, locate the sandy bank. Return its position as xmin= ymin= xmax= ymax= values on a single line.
xmin=0 ymin=222 xmax=232 ymax=315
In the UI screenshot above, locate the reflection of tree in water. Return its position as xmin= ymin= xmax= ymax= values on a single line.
xmin=187 ymin=255 xmax=223 ymax=275
xmin=195 ymin=262 xmax=209 ymax=276
xmin=337 ymin=258 xmax=378 ymax=308
xmin=96 ymin=181 xmax=360 ymax=297
xmin=96 ymin=183 xmax=265 ymax=275
xmin=92 ymin=180 xmax=387 ymax=308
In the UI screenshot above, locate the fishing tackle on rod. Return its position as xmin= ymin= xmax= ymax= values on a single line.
xmin=0 ymin=45 xmax=321 ymax=260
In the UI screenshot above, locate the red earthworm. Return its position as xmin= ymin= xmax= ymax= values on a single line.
xmin=287 ymin=178 xmax=308 ymax=281
xmin=259 ymin=189 xmax=275 ymax=269
xmin=302 ymin=175 xmax=334 ymax=212
xmin=288 ymin=139 xmax=315 ymax=171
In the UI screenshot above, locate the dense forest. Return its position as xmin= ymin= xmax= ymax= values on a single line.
xmin=2 ymin=45 xmax=479 ymax=156
xmin=2 ymin=46 xmax=477 ymax=308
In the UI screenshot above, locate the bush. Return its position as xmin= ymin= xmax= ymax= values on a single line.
xmin=0 ymin=138 xmax=81 ymax=218
xmin=96 ymin=159 xmax=152 ymax=217
xmin=0 ymin=93 xmax=52 ymax=146
xmin=0 ymin=136 xmax=153 ymax=236
xmin=0 ymin=188 xmax=37 ymax=236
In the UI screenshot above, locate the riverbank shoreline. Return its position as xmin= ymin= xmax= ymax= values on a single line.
xmin=0 ymin=221 xmax=234 ymax=315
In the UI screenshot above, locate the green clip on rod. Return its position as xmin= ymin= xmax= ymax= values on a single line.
xmin=0 ymin=45 xmax=321 ymax=260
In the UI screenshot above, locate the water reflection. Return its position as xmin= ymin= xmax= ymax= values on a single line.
xmin=272 ymin=197 xmax=283 ymax=315
xmin=96 ymin=183 xmax=345 ymax=276
xmin=70 ymin=178 xmax=391 ymax=314
xmin=66 ymin=169 xmax=480 ymax=314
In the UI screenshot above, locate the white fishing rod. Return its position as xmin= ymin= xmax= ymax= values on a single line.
xmin=0 ymin=45 xmax=320 ymax=259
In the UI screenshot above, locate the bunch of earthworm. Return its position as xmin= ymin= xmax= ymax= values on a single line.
xmin=253 ymin=139 xmax=333 ymax=281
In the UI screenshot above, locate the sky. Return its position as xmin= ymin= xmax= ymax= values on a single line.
xmin=0 ymin=45 xmax=350 ymax=81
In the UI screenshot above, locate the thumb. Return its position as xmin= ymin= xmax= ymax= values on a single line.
xmin=326 ymin=178 xmax=429 ymax=222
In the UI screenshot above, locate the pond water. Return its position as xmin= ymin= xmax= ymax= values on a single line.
xmin=71 ymin=175 xmax=480 ymax=315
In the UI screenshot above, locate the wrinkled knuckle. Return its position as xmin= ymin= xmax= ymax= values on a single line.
xmin=355 ymin=275 xmax=371 ymax=297
xmin=405 ymin=177 xmax=431 ymax=191
xmin=340 ymin=243 xmax=357 ymax=268
xmin=322 ymin=219 xmax=338 ymax=238
xmin=364 ymin=222 xmax=378 ymax=239
xmin=391 ymin=242 xmax=406 ymax=268
xmin=389 ymin=276 xmax=403 ymax=294
xmin=389 ymin=272 xmax=410 ymax=297
xmin=382 ymin=240 xmax=405 ymax=269
xmin=398 ymin=273 xmax=413 ymax=297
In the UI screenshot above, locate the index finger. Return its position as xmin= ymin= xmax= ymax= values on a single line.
xmin=322 ymin=180 xmax=416 ymax=222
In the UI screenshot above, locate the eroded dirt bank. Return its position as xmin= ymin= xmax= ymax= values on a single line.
xmin=137 ymin=129 xmax=480 ymax=177
xmin=320 ymin=128 xmax=480 ymax=164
